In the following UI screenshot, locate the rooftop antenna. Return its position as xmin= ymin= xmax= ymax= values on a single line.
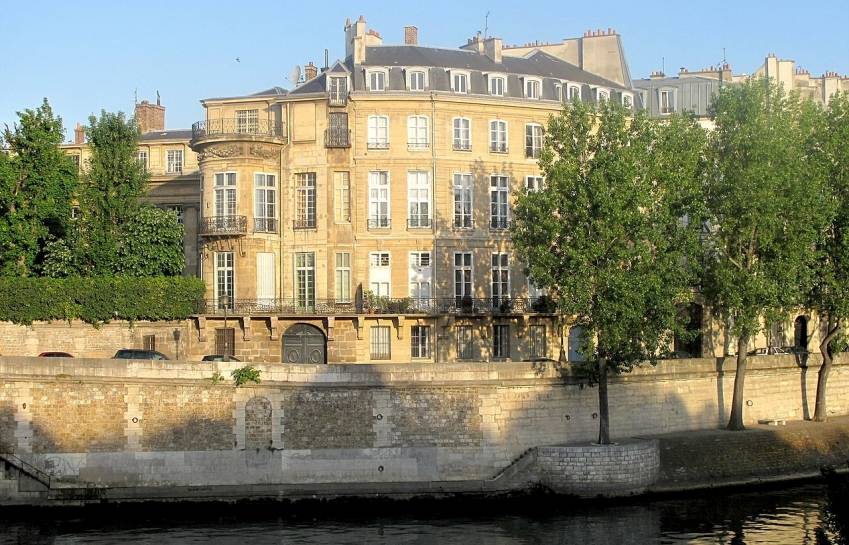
xmin=156 ymin=90 xmax=160 ymax=106
xmin=483 ymin=11 xmax=490 ymax=40
xmin=134 ymin=88 xmax=138 ymax=105
xmin=289 ymin=65 xmax=302 ymax=86
xmin=662 ymin=56 xmax=665 ymax=74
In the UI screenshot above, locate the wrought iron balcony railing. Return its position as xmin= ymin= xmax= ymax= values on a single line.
xmin=489 ymin=218 xmax=511 ymax=231
xmin=191 ymin=118 xmax=286 ymax=142
xmin=407 ymin=217 xmax=432 ymax=229
xmin=328 ymin=95 xmax=348 ymax=107
xmin=200 ymin=215 xmax=247 ymax=236
xmin=367 ymin=218 xmax=391 ymax=230
xmin=325 ymin=128 xmax=351 ymax=148
xmin=293 ymin=218 xmax=317 ymax=230
xmin=253 ymin=217 xmax=278 ymax=233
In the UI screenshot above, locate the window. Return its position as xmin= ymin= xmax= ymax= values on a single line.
xmin=295 ymin=172 xmax=316 ymax=229
xmin=407 ymin=171 xmax=430 ymax=228
xmin=408 ymin=70 xmax=426 ymax=91
xmin=407 ymin=116 xmax=429 ymax=149
xmin=369 ymin=252 xmax=391 ymax=296
xmin=214 ymin=172 xmax=237 ymax=216
xmin=327 ymin=112 xmax=350 ymax=147
xmin=454 ymin=252 xmax=473 ymax=306
xmin=529 ymin=325 xmax=546 ymax=359
xmin=453 ymin=173 xmax=473 ymax=228
xmin=254 ymin=173 xmax=277 ymax=232
xmin=335 ymin=252 xmax=351 ymax=303
xmin=166 ymin=150 xmax=183 ymax=174
xmin=166 ymin=204 xmax=185 ymax=225
xmin=409 ymin=252 xmax=432 ymax=303
xmin=596 ymin=88 xmax=610 ymax=103
xmin=235 ymin=109 xmax=258 ymax=133
xmin=490 ymin=120 xmax=507 ymax=153
xmin=334 ymin=171 xmax=351 ymax=223
xmin=526 ymin=176 xmax=544 ymax=192
xmin=451 ymin=71 xmax=469 ymax=94
xmin=368 ymin=171 xmax=390 ymax=228
xmin=143 ymin=334 xmax=156 ymax=352
xmin=493 ymin=324 xmax=510 ymax=359
xmin=367 ymin=115 xmax=389 ymax=149
xmin=215 ymin=328 xmax=235 ymax=357
xmin=554 ymin=83 xmax=562 ymax=102
xmin=490 ymin=175 xmax=509 ymax=230
xmin=70 ymin=155 xmax=80 ymax=171
xmin=491 ymin=253 xmax=510 ymax=305
xmin=329 ymin=76 xmax=348 ymax=104
xmin=525 ymin=124 xmax=543 ymax=159
xmin=660 ymin=90 xmax=674 ymax=114
xmin=411 ymin=326 xmax=431 ymax=359
xmin=137 ymin=150 xmax=148 ymax=170
xmin=295 ymin=252 xmax=315 ymax=309
xmin=525 ymin=78 xmax=541 ymax=99
xmin=568 ymin=84 xmax=581 ymax=102
xmin=452 ymin=117 xmax=471 ymax=151
xmin=623 ymin=94 xmax=633 ymax=109
xmin=489 ymin=75 xmax=505 ymax=96
xmin=215 ymin=252 xmax=234 ymax=309
xmin=456 ymin=326 xmax=473 ymax=360
xmin=370 ymin=326 xmax=391 ymax=360
xmin=367 ymin=69 xmax=387 ymax=91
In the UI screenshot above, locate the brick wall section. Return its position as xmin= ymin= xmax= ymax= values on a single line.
xmin=244 ymin=396 xmax=272 ymax=449
xmin=389 ymin=388 xmax=483 ymax=447
xmin=536 ymin=440 xmax=660 ymax=496
xmin=29 ymin=383 xmax=126 ymax=453
xmin=139 ymin=385 xmax=235 ymax=451
xmin=281 ymin=390 xmax=375 ymax=449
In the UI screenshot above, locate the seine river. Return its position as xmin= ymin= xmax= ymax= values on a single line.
xmin=1 ymin=484 xmax=845 ymax=544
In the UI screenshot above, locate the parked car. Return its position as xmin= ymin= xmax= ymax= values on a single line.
xmin=38 ymin=351 xmax=73 ymax=358
xmin=113 ymin=349 xmax=169 ymax=360
xmin=201 ymin=354 xmax=241 ymax=362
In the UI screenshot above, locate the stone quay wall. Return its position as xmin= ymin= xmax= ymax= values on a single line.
xmin=0 ymin=354 xmax=848 ymax=502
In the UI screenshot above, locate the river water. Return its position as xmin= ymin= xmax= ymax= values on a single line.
xmin=1 ymin=484 xmax=845 ymax=544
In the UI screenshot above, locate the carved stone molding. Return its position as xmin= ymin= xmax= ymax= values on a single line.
xmin=198 ymin=144 xmax=241 ymax=161
xmin=249 ymin=144 xmax=278 ymax=159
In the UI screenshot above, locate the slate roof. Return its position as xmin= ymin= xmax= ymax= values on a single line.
xmin=288 ymin=72 xmax=328 ymax=95
xmin=139 ymin=129 xmax=193 ymax=142
xmin=251 ymin=86 xmax=288 ymax=96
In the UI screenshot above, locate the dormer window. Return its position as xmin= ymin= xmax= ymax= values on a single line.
xmin=328 ymin=76 xmax=348 ymax=105
xmin=451 ymin=71 xmax=469 ymax=94
xmin=659 ymin=89 xmax=675 ymax=114
xmin=488 ymin=75 xmax=505 ymax=96
xmin=367 ymin=69 xmax=388 ymax=91
xmin=407 ymin=69 xmax=427 ymax=91
xmin=622 ymin=93 xmax=633 ymax=109
xmin=596 ymin=88 xmax=610 ymax=103
xmin=524 ymin=78 xmax=542 ymax=100
xmin=554 ymin=83 xmax=562 ymax=102
xmin=568 ymin=84 xmax=581 ymax=102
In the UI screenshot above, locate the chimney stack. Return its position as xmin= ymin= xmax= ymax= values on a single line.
xmin=134 ymin=99 xmax=165 ymax=134
xmin=404 ymin=25 xmax=418 ymax=45
xmin=304 ymin=62 xmax=318 ymax=81
xmin=73 ymin=123 xmax=85 ymax=145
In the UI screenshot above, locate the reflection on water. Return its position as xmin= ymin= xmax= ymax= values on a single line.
xmin=0 ymin=484 xmax=845 ymax=544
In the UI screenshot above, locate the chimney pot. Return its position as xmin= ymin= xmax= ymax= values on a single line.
xmin=404 ymin=25 xmax=418 ymax=45
xmin=304 ymin=61 xmax=318 ymax=81
xmin=134 ymin=98 xmax=165 ymax=134
xmin=73 ymin=123 xmax=85 ymax=145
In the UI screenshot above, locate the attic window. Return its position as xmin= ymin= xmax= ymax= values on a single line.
xmin=407 ymin=69 xmax=427 ymax=91
xmin=488 ymin=75 xmax=505 ymax=96
xmin=568 ymin=84 xmax=581 ymax=102
xmin=596 ymin=88 xmax=610 ymax=103
xmin=367 ymin=69 xmax=387 ymax=91
xmin=623 ymin=94 xmax=633 ymax=109
xmin=524 ymin=78 xmax=542 ymax=100
xmin=451 ymin=71 xmax=469 ymax=94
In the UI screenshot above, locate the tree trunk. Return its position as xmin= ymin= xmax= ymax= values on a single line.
xmin=727 ymin=334 xmax=749 ymax=431
xmin=597 ymin=356 xmax=610 ymax=444
xmin=814 ymin=321 xmax=840 ymax=423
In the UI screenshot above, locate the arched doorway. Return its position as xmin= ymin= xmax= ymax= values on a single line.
xmin=282 ymin=323 xmax=326 ymax=364
xmin=794 ymin=316 xmax=808 ymax=352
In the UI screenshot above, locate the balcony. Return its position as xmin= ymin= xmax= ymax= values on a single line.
xmin=324 ymin=128 xmax=351 ymax=148
xmin=253 ymin=217 xmax=278 ymax=234
xmin=190 ymin=118 xmax=286 ymax=145
xmin=200 ymin=215 xmax=247 ymax=236
xmin=293 ymin=218 xmax=317 ymax=230
xmin=489 ymin=218 xmax=511 ymax=231
xmin=407 ymin=217 xmax=432 ymax=230
xmin=367 ymin=218 xmax=391 ymax=230
xmin=328 ymin=95 xmax=347 ymax=108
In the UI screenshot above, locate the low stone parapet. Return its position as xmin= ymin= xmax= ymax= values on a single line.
xmin=537 ymin=439 xmax=660 ymax=497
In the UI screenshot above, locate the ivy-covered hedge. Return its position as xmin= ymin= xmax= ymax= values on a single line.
xmin=0 ymin=276 xmax=205 ymax=325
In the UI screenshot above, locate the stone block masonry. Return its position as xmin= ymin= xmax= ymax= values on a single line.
xmin=0 ymin=354 xmax=847 ymax=503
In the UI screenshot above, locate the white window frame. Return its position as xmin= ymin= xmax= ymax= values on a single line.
xmin=369 ymin=251 xmax=391 ymax=297
xmin=524 ymin=77 xmax=542 ymax=100
xmin=335 ymin=252 xmax=351 ymax=303
xmin=366 ymin=68 xmax=388 ymax=91
xmin=525 ymin=123 xmax=543 ymax=159
xmin=596 ymin=88 xmax=610 ymax=103
xmin=327 ymin=76 xmax=349 ymax=103
xmin=411 ymin=325 xmax=432 ymax=359
xmin=568 ymin=83 xmax=582 ymax=102
xmin=407 ymin=115 xmax=430 ymax=150
xmin=553 ymin=83 xmax=562 ymax=102
xmin=488 ymin=74 xmax=506 ymax=97
xmin=453 ymin=252 xmax=473 ymax=305
xmin=235 ymin=109 xmax=258 ymax=133
xmin=406 ymin=68 xmax=428 ymax=91
xmin=294 ymin=252 xmax=316 ymax=309
xmin=489 ymin=119 xmax=508 ymax=153
xmin=450 ymin=70 xmax=470 ymax=94
xmin=525 ymin=175 xmax=544 ymax=192
xmin=409 ymin=251 xmax=432 ymax=304
xmin=368 ymin=170 xmax=391 ymax=228
xmin=367 ymin=115 xmax=389 ymax=149
xmin=166 ymin=149 xmax=183 ymax=174
xmin=214 ymin=172 xmax=237 ymax=217
xmin=254 ymin=173 xmax=277 ymax=232
xmin=659 ymin=89 xmax=675 ymax=115
xmin=622 ymin=93 xmax=634 ymax=109
xmin=137 ymin=149 xmax=148 ymax=170
xmin=490 ymin=174 xmax=510 ymax=230
xmin=491 ymin=253 xmax=510 ymax=304
xmin=407 ymin=171 xmax=431 ymax=228
xmin=294 ymin=172 xmax=316 ymax=229
xmin=452 ymin=117 xmax=471 ymax=151
xmin=453 ymin=173 xmax=473 ymax=229
xmin=215 ymin=251 xmax=235 ymax=310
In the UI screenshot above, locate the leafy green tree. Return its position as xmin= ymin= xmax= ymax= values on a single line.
xmin=0 ymin=99 xmax=78 ymax=276
xmin=116 ymin=206 xmax=185 ymax=276
xmin=702 ymin=79 xmax=830 ymax=430
xmin=808 ymin=92 xmax=849 ymax=422
xmin=511 ymin=101 xmax=705 ymax=444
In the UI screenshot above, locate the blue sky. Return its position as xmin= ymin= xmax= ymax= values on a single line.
xmin=1 ymin=0 xmax=847 ymax=136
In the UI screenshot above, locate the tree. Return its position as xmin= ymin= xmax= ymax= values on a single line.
xmin=809 ymin=92 xmax=849 ymax=422
xmin=116 ymin=206 xmax=185 ymax=276
xmin=511 ymin=101 xmax=705 ymax=444
xmin=702 ymin=79 xmax=830 ymax=430
xmin=0 ymin=99 xmax=78 ymax=276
